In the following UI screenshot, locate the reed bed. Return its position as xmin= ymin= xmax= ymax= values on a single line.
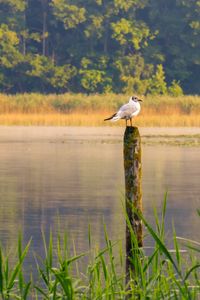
xmin=0 ymin=112 xmax=200 ymax=127
xmin=0 ymin=93 xmax=200 ymax=126
xmin=0 ymin=199 xmax=199 ymax=299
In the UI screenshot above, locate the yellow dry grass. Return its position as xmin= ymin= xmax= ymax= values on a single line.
xmin=0 ymin=93 xmax=199 ymax=126
xmin=0 ymin=112 xmax=199 ymax=126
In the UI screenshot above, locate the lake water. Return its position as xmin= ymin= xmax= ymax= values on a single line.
xmin=0 ymin=126 xmax=199 ymax=264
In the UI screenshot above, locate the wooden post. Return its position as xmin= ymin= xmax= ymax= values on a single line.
xmin=124 ymin=126 xmax=143 ymax=275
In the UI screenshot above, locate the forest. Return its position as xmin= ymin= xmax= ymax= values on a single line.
xmin=0 ymin=0 xmax=200 ymax=95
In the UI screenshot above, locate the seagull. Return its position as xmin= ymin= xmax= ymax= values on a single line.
xmin=104 ymin=96 xmax=142 ymax=126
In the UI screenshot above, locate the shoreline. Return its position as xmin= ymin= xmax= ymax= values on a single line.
xmin=0 ymin=126 xmax=200 ymax=146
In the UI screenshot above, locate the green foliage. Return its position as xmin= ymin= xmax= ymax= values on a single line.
xmin=168 ymin=80 xmax=184 ymax=96
xmin=84 ymin=15 xmax=104 ymax=39
xmin=80 ymin=56 xmax=113 ymax=93
xmin=147 ymin=64 xmax=167 ymax=95
xmin=27 ymin=55 xmax=77 ymax=91
xmin=0 ymin=236 xmax=31 ymax=299
xmin=147 ymin=0 xmax=200 ymax=93
xmin=0 ymin=0 xmax=26 ymax=12
xmin=0 ymin=0 xmax=200 ymax=93
xmin=80 ymin=69 xmax=112 ymax=93
xmin=0 ymin=24 xmax=22 ymax=68
xmin=51 ymin=0 xmax=86 ymax=29
xmin=49 ymin=64 xmax=77 ymax=90
xmin=111 ymin=18 xmax=151 ymax=50
xmin=114 ymin=54 xmax=154 ymax=94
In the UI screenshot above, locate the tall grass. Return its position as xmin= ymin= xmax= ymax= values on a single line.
xmin=0 ymin=94 xmax=200 ymax=114
xmin=0 ymin=93 xmax=200 ymax=126
xmin=0 ymin=200 xmax=199 ymax=299
xmin=0 ymin=113 xmax=199 ymax=127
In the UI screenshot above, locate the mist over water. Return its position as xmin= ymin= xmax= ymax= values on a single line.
xmin=0 ymin=126 xmax=199 ymax=264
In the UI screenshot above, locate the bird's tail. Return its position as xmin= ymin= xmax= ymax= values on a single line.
xmin=104 ymin=113 xmax=117 ymax=121
xmin=110 ymin=116 xmax=121 ymax=122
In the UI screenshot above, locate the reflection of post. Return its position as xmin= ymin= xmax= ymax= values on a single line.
xmin=124 ymin=126 xmax=143 ymax=275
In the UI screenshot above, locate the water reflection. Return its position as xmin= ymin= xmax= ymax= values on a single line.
xmin=0 ymin=127 xmax=199 ymax=261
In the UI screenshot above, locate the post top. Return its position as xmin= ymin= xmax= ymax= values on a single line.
xmin=124 ymin=126 xmax=140 ymax=134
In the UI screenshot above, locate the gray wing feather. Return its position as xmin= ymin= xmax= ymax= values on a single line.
xmin=116 ymin=103 xmax=137 ymax=119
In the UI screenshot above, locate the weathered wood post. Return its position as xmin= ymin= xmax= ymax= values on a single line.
xmin=124 ymin=126 xmax=143 ymax=275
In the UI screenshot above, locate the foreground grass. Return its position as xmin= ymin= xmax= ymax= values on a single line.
xmin=0 ymin=93 xmax=200 ymax=126
xmin=0 ymin=200 xmax=199 ymax=299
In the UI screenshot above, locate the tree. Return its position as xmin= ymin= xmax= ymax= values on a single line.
xmin=111 ymin=18 xmax=151 ymax=51
xmin=79 ymin=56 xmax=112 ymax=93
xmin=145 ymin=0 xmax=200 ymax=93
xmin=26 ymin=54 xmax=77 ymax=92
xmin=1 ymin=0 xmax=200 ymax=94
xmin=113 ymin=54 xmax=154 ymax=94
xmin=51 ymin=0 xmax=86 ymax=30
xmin=147 ymin=65 xmax=167 ymax=95
xmin=168 ymin=80 xmax=183 ymax=96
xmin=0 ymin=24 xmax=22 ymax=68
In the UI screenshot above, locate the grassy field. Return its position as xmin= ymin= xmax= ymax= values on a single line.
xmin=0 ymin=93 xmax=200 ymax=126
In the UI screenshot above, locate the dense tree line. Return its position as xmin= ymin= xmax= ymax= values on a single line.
xmin=0 ymin=0 xmax=199 ymax=94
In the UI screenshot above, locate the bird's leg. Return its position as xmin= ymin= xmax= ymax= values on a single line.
xmin=126 ymin=119 xmax=127 ymax=127
xmin=130 ymin=118 xmax=133 ymax=127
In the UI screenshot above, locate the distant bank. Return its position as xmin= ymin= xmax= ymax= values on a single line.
xmin=0 ymin=93 xmax=199 ymax=126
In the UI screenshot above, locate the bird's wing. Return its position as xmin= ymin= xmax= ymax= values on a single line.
xmin=116 ymin=103 xmax=138 ymax=118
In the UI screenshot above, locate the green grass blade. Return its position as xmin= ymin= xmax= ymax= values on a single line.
xmin=5 ymin=256 xmax=9 ymax=289
xmin=35 ymin=286 xmax=49 ymax=299
xmin=143 ymin=247 xmax=159 ymax=272
xmin=99 ymin=255 xmax=108 ymax=281
xmin=172 ymin=222 xmax=181 ymax=269
xmin=137 ymin=209 xmax=181 ymax=276
xmin=88 ymin=224 xmax=92 ymax=249
xmin=0 ymin=247 xmax=3 ymax=295
xmin=51 ymin=269 xmax=73 ymax=298
xmin=23 ymin=281 xmax=31 ymax=299
xmin=66 ymin=253 xmax=86 ymax=266
xmin=38 ymin=267 xmax=48 ymax=286
xmin=161 ymin=192 xmax=168 ymax=238
xmin=48 ymin=230 xmax=53 ymax=270
xmin=18 ymin=233 xmax=24 ymax=296
xmin=153 ymin=206 xmax=161 ymax=236
xmin=8 ymin=239 xmax=31 ymax=290
xmin=41 ymin=229 xmax=48 ymax=260
xmin=184 ymin=264 xmax=200 ymax=282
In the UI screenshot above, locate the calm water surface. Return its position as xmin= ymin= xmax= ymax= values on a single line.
xmin=0 ymin=126 xmax=199 ymax=262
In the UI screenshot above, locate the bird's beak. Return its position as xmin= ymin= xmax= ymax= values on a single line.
xmin=138 ymin=99 xmax=143 ymax=102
